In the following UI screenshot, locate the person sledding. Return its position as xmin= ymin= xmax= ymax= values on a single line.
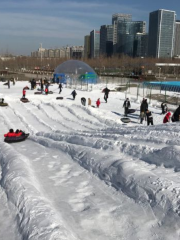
xmin=4 ymin=129 xmax=29 ymax=143
xmin=163 ymin=112 xmax=171 ymax=124
xmin=71 ymin=90 xmax=77 ymax=100
xmin=4 ymin=129 xmax=16 ymax=137
xmin=4 ymin=129 xmax=25 ymax=137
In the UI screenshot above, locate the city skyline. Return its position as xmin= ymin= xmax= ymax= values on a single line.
xmin=1 ymin=0 xmax=180 ymax=55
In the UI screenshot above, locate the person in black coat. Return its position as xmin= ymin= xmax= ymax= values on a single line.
xmin=8 ymin=80 xmax=10 ymax=89
xmin=172 ymin=105 xmax=180 ymax=122
xmin=161 ymin=102 xmax=167 ymax=114
xmin=146 ymin=109 xmax=153 ymax=126
xmin=123 ymin=98 xmax=131 ymax=116
xmin=104 ymin=87 xmax=110 ymax=103
xmin=71 ymin=90 xmax=77 ymax=100
xmin=140 ymin=98 xmax=148 ymax=123
xmin=81 ymin=97 xmax=86 ymax=106
xmin=59 ymin=83 xmax=62 ymax=94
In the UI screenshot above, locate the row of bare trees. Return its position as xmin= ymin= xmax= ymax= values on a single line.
xmin=1 ymin=55 xmax=180 ymax=76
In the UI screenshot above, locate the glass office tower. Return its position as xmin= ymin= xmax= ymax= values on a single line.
xmin=148 ymin=9 xmax=176 ymax=58
xmin=90 ymin=30 xmax=100 ymax=58
xmin=117 ymin=21 xmax=146 ymax=56
xmin=112 ymin=13 xmax=132 ymax=53
xmin=100 ymin=25 xmax=113 ymax=57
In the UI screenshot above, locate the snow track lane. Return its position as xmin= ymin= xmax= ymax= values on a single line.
xmin=13 ymin=139 xmax=173 ymax=240
xmin=2 ymin=95 xmax=180 ymax=239
xmin=31 ymin=101 xmax=94 ymax=131
xmin=31 ymin=133 xmax=180 ymax=227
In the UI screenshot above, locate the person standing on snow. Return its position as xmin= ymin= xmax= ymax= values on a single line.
xmin=8 ymin=80 xmax=10 ymax=89
xmin=22 ymin=88 xmax=26 ymax=98
xmin=123 ymin=98 xmax=131 ymax=116
xmin=96 ymin=98 xmax=101 ymax=108
xmin=103 ymin=87 xmax=110 ymax=103
xmin=140 ymin=98 xmax=148 ymax=124
xmin=71 ymin=90 xmax=77 ymax=100
xmin=88 ymin=98 xmax=91 ymax=106
xmin=59 ymin=83 xmax=62 ymax=94
xmin=172 ymin=105 xmax=180 ymax=122
xmin=145 ymin=109 xmax=153 ymax=126
xmin=161 ymin=102 xmax=167 ymax=114
xmin=163 ymin=112 xmax=171 ymax=123
xmin=81 ymin=97 xmax=86 ymax=106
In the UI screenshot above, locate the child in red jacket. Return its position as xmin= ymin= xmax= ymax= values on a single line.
xmin=23 ymin=89 xmax=26 ymax=98
xmin=96 ymin=98 xmax=100 ymax=108
xmin=163 ymin=112 xmax=171 ymax=123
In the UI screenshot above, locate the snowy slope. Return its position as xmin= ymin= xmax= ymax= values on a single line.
xmin=0 ymin=81 xmax=180 ymax=240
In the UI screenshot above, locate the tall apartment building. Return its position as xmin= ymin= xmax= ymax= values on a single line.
xmin=174 ymin=20 xmax=180 ymax=56
xmin=31 ymin=46 xmax=71 ymax=59
xmin=100 ymin=25 xmax=113 ymax=57
xmin=148 ymin=9 xmax=176 ymax=58
xmin=112 ymin=13 xmax=132 ymax=53
xmin=84 ymin=35 xmax=90 ymax=58
xmin=90 ymin=30 xmax=100 ymax=58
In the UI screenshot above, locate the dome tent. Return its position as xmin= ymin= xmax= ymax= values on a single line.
xmin=54 ymin=60 xmax=98 ymax=84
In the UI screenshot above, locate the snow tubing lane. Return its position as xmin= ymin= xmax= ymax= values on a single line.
xmin=128 ymin=109 xmax=136 ymax=114
xmin=4 ymin=134 xmax=29 ymax=143
xmin=0 ymin=103 xmax=8 ymax=107
xmin=121 ymin=117 xmax=131 ymax=123
xmin=56 ymin=97 xmax=63 ymax=100
xmin=20 ymin=98 xmax=29 ymax=103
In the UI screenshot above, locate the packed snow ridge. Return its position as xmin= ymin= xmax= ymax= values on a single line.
xmin=0 ymin=81 xmax=180 ymax=240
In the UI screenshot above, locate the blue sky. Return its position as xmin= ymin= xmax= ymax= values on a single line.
xmin=0 ymin=0 xmax=179 ymax=55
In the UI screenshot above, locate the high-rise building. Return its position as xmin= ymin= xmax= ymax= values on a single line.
xmin=112 ymin=13 xmax=132 ymax=53
xmin=174 ymin=20 xmax=180 ymax=56
xmin=134 ymin=33 xmax=148 ymax=57
xmin=100 ymin=25 xmax=113 ymax=57
xmin=84 ymin=35 xmax=90 ymax=58
xmin=148 ymin=9 xmax=176 ymax=58
xmin=90 ymin=30 xmax=100 ymax=58
xmin=117 ymin=21 xmax=146 ymax=56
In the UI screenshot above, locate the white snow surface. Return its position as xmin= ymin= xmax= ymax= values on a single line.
xmin=0 ymin=81 xmax=180 ymax=240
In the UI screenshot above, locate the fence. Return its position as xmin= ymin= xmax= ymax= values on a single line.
xmin=65 ymin=75 xmax=180 ymax=108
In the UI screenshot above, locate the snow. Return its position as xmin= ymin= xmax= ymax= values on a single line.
xmin=0 ymin=80 xmax=180 ymax=240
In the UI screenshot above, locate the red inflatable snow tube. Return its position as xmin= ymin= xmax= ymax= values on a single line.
xmin=4 ymin=134 xmax=29 ymax=143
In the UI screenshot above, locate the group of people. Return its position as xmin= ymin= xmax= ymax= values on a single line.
xmin=79 ymin=87 xmax=111 ymax=108
xmin=122 ymin=97 xmax=172 ymax=125
xmin=4 ymin=129 xmax=25 ymax=137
